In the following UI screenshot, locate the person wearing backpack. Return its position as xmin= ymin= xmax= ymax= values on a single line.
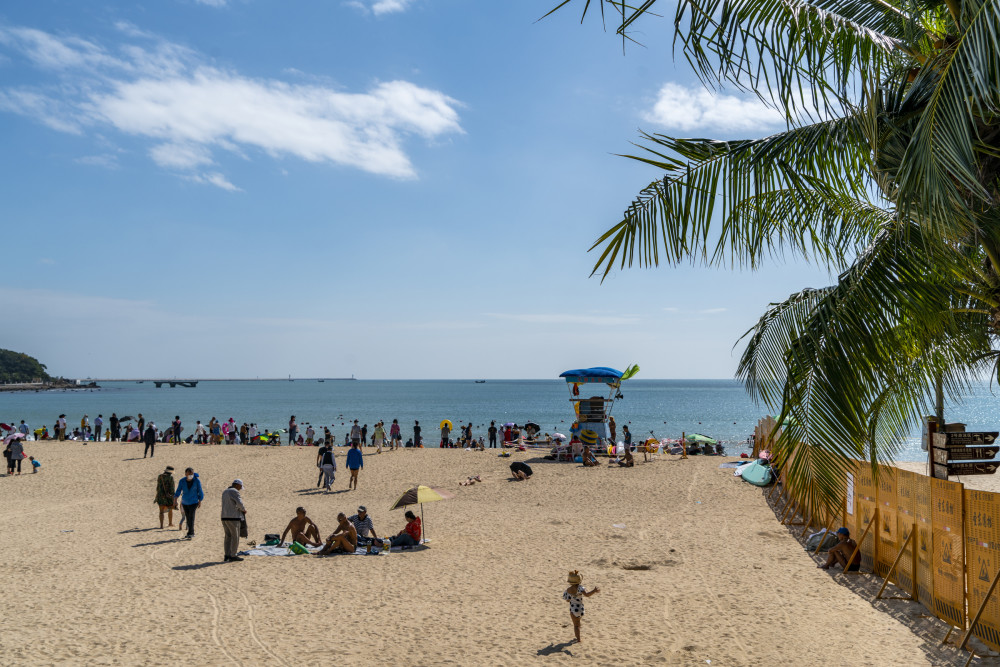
xmin=174 ymin=468 xmax=204 ymax=539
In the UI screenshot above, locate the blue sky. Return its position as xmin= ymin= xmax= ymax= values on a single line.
xmin=0 ymin=0 xmax=832 ymax=379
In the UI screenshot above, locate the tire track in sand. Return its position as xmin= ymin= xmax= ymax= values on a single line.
xmin=143 ymin=534 xmax=242 ymax=665
xmin=236 ymin=588 xmax=287 ymax=665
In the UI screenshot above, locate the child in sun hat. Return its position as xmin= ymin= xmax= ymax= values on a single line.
xmin=563 ymin=570 xmax=600 ymax=643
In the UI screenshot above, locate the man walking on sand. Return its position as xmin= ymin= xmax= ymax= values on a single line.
xmin=143 ymin=422 xmax=157 ymax=458
xmin=94 ymin=415 xmax=103 ymax=442
xmin=346 ymin=441 xmax=363 ymax=490
xmin=350 ymin=420 xmax=361 ymax=447
xmin=320 ymin=443 xmax=337 ymax=491
xmin=413 ymin=420 xmax=421 ymax=448
xmin=221 ymin=479 xmax=246 ymax=562
xmin=57 ymin=414 xmax=66 ymax=441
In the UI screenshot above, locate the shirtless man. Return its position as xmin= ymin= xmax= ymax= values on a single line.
xmin=317 ymin=513 xmax=357 ymax=555
xmin=818 ymin=527 xmax=860 ymax=571
xmin=280 ymin=507 xmax=322 ymax=547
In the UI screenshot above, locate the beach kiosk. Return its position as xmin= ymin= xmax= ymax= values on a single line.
xmin=559 ymin=366 xmax=631 ymax=447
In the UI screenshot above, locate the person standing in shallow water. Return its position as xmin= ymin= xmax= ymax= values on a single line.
xmin=413 ymin=421 xmax=421 ymax=448
xmin=288 ymin=416 xmax=298 ymax=447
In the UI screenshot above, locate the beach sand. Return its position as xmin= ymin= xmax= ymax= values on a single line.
xmin=0 ymin=443 xmax=982 ymax=665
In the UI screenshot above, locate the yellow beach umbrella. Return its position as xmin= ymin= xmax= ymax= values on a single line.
xmin=390 ymin=485 xmax=451 ymax=540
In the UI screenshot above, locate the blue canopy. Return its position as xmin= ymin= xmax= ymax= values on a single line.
xmin=559 ymin=367 xmax=623 ymax=383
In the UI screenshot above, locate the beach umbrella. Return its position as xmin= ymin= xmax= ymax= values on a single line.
xmin=552 ymin=433 xmax=567 ymax=441
xmin=439 ymin=419 xmax=453 ymax=430
xmin=118 ymin=416 xmax=134 ymax=421
xmin=390 ymin=485 xmax=452 ymax=540
xmin=4 ymin=432 xmax=25 ymax=444
xmin=685 ymin=433 xmax=718 ymax=445
xmin=503 ymin=422 xmax=515 ymax=427
xmin=523 ymin=421 xmax=540 ymax=431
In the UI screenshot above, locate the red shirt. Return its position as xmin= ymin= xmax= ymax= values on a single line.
xmin=404 ymin=517 xmax=421 ymax=541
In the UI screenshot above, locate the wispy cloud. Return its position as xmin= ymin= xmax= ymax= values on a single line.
xmin=643 ymin=83 xmax=784 ymax=133
xmin=0 ymin=23 xmax=462 ymax=189
xmin=75 ymin=153 xmax=119 ymax=169
xmin=186 ymin=171 xmax=241 ymax=192
xmin=487 ymin=313 xmax=640 ymax=326
xmin=194 ymin=0 xmax=229 ymax=7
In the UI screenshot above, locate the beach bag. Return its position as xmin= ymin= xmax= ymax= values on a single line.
xmin=289 ymin=541 xmax=309 ymax=555
xmin=262 ymin=534 xmax=280 ymax=546
xmin=805 ymin=529 xmax=840 ymax=552
xmin=239 ymin=516 xmax=248 ymax=538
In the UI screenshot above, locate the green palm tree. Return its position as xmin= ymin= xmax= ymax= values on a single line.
xmin=542 ymin=0 xmax=1000 ymax=509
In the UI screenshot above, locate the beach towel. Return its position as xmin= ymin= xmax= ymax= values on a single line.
xmin=239 ymin=540 xmax=428 ymax=557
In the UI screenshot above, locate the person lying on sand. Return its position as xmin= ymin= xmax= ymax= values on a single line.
xmin=818 ymin=527 xmax=860 ymax=571
xmin=459 ymin=475 xmax=483 ymax=486
xmin=281 ymin=507 xmax=322 ymax=547
xmin=510 ymin=461 xmax=533 ymax=480
xmin=317 ymin=513 xmax=357 ymax=555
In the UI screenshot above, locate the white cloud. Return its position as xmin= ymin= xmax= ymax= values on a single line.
xmin=194 ymin=0 xmax=229 ymax=6
xmin=372 ymin=0 xmax=414 ymax=14
xmin=347 ymin=0 xmax=415 ymax=15
xmin=487 ymin=313 xmax=640 ymax=326
xmin=0 ymin=23 xmax=462 ymax=187
xmin=643 ymin=83 xmax=785 ymax=133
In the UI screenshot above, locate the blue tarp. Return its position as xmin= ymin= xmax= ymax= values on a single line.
xmin=559 ymin=367 xmax=623 ymax=383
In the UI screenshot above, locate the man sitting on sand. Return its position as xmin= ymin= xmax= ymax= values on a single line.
xmin=613 ymin=447 xmax=634 ymax=467
xmin=818 ymin=527 xmax=860 ymax=571
xmin=582 ymin=444 xmax=598 ymax=467
xmin=281 ymin=507 xmax=322 ymax=547
xmin=317 ymin=513 xmax=357 ymax=555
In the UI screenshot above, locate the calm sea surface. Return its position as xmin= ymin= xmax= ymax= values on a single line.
xmin=4 ymin=379 xmax=1000 ymax=460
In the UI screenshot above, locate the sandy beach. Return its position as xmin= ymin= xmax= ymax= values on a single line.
xmin=0 ymin=443 xmax=985 ymax=665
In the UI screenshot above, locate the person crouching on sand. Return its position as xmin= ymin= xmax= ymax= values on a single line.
xmin=818 ymin=527 xmax=860 ymax=571
xmin=563 ymin=570 xmax=599 ymax=643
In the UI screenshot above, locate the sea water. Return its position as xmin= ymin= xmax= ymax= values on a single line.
xmin=3 ymin=379 xmax=1000 ymax=461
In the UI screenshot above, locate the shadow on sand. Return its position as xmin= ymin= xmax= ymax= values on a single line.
xmin=132 ymin=538 xmax=184 ymax=548
xmin=172 ymin=561 xmax=225 ymax=571
xmin=763 ymin=483 xmax=995 ymax=665
xmin=537 ymin=641 xmax=575 ymax=656
xmin=119 ymin=527 xmax=161 ymax=534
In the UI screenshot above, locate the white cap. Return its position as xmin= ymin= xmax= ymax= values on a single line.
xmin=233 ymin=479 xmax=244 ymax=487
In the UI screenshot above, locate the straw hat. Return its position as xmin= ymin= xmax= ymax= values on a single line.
xmin=567 ymin=570 xmax=582 ymax=584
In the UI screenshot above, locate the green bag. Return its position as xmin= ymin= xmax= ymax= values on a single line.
xmin=289 ymin=541 xmax=309 ymax=555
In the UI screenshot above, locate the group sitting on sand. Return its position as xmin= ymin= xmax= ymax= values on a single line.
xmin=276 ymin=505 xmax=422 ymax=555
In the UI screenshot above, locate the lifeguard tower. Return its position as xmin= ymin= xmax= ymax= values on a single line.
xmin=559 ymin=367 xmax=625 ymax=446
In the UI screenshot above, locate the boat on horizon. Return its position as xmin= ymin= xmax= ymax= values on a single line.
xmin=475 ymin=380 xmax=486 ymax=383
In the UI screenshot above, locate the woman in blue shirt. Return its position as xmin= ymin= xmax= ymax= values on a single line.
xmin=175 ymin=468 xmax=204 ymax=539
